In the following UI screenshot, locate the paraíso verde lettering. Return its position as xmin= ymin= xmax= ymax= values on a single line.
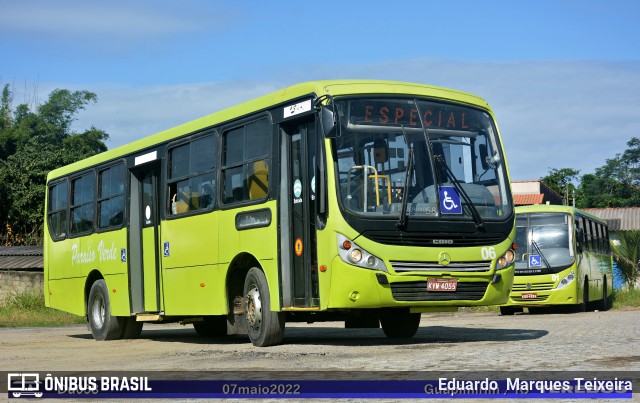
xmin=72 ymin=241 xmax=119 ymax=266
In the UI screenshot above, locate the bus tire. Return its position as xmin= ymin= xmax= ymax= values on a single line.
xmin=87 ymin=279 xmax=123 ymax=341
xmin=578 ymin=278 xmax=589 ymax=312
xmin=500 ymin=306 xmax=515 ymax=316
xmin=596 ymin=277 xmax=609 ymax=311
xmin=121 ymin=317 xmax=143 ymax=339
xmin=193 ymin=316 xmax=227 ymax=337
xmin=243 ymin=268 xmax=285 ymax=347
xmin=380 ymin=309 xmax=420 ymax=338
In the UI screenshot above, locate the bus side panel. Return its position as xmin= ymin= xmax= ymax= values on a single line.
xmin=163 ymin=265 xmax=224 ymax=315
xmin=161 ymin=213 xmax=221 ymax=315
xmin=218 ymin=202 xmax=279 ymax=310
xmin=47 ymin=278 xmax=86 ymax=316
xmin=46 ymin=230 xmax=129 ymax=315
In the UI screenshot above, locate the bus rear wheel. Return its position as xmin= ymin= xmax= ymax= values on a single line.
xmin=87 ymin=279 xmax=123 ymax=341
xmin=380 ymin=309 xmax=421 ymax=338
xmin=243 ymin=268 xmax=284 ymax=347
xmin=121 ymin=317 xmax=143 ymax=339
xmin=193 ymin=316 xmax=227 ymax=337
xmin=595 ymin=277 xmax=609 ymax=311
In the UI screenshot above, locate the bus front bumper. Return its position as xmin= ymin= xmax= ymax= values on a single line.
xmin=326 ymin=257 xmax=514 ymax=309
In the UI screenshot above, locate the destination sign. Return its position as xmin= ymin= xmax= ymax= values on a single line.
xmin=350 ymin=100 xmax=480 ymax=131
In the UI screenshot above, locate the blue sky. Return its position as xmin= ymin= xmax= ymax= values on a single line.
xmin=2 ymin=0 xmax=639 ymax=181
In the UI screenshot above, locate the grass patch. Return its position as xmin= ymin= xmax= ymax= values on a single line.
xmin=0 ymin=291 xmax=85 ymax=327
xmin=612 ymin=288 xmax=640 ymax=309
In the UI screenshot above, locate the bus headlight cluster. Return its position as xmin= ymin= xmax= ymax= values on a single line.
xmin=495 ymin=249 xmax=516 ymax=270
xmin=556 ymin=270 xmax=575 ymax=289
xmin=337 ymin=234 xmax=388 ymax=272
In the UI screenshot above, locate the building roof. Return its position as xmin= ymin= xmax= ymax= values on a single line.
xmin=581 ymin=208 xmax=640 ymax=231
xmin=514 ymin=193 xmax=545 ymax=206
xmin=0 ymin=246 xmax=43 ymax=270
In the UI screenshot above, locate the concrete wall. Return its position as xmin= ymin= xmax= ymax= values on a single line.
xmin=0 ymin=270 xmax=44 ymax=304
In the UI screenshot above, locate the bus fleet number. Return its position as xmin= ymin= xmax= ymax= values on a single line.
xmin=481 ymin=247 xmax=496 ymax=260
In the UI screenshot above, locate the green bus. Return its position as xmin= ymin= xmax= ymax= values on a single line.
xmin=44 ymin=80 xmax=516 ymax=346
xmin=501 ymin=204 xmax=613 ymax=315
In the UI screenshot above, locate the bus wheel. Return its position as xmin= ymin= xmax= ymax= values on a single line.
xmin=380 ymin=309 xmax=420 ymax=338
xmin=193 ymin=316 xmax=227 ymax=337
xmin=121 ymin=317 xmax=143 ymax=339
xmin=578 ymin=278 xmax=589 ymax=312
xmin=87 ymin=279 xmax=123 ymax=341
xmin=243 ymin=268 xmax=284 ymax=346
xmin=500 ymin=306 xmax=515 ymax=316
xmin=596 ymin=278 xmax=609 ymax=311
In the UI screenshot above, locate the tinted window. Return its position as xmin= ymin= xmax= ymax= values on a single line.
xmin=222 ymin=118 xmax=270 ymax=204
xmin=98 ymin=164 xmax=125 ymax=229
xmin=168 ymin=133 xmax=217 ymax=215
xmin=48 ymin=181 xmax=68 ymax=239
xmin=70 ymin=173 xmax=95 ymax=235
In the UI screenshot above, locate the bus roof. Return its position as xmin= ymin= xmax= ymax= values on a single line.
xmin=515 ymin=204 xmax=608 ymax=226
xmin=47 ymin=79 xmax=493 ymax=180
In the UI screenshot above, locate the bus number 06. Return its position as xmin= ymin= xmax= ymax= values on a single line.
xmin=481 ymin=247 xmax=496 ymax=260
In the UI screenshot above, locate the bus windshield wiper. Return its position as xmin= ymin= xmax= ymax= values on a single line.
xmin=531 ymin=239 xmax=551 ymax=269
xmin=410 ymin=99 xmax=484 ymax=229
xmin=433 ymin=155 xmax=485 ymax=230
xmin=396 ymin=125 xmax=414 ymax=229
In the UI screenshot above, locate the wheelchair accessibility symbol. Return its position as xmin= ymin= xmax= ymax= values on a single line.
xmin=529 ymin=254 xmax=542 ymax=267
xmin=439 ymin=186 xmax=462 ymax=214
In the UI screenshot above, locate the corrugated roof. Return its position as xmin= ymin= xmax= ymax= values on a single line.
xmin=0 ymin=246 xmax=43 ymax=270
xmin=581 ymin=208 xmax=640 ymax=231
xmin=514 ymin=194 xmax=544 ymax=206
xmin=0 ymin=246 xmax=43 ymax=256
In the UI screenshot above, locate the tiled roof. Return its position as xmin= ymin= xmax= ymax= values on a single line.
xmin=0 ymin=246 xmax=43 ymax=270
xmin=582 ymin=208 xmax=640 ymax=231
xmin=514 ymin=194 xmax=544 ymax=206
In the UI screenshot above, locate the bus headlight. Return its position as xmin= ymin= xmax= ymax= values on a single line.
xmin=556 ymin=270 xmax=575 ymax=289
xmin=495 ymin=249 xmax=516 ymax=270
xmin=337 ymin=234 xmax=388 ymax=272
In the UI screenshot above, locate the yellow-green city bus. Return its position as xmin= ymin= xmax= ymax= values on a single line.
xmin=501 ymin=204 xmax=613 ymax=315
xmin=44 ymin=80 xmax=516 ymax=346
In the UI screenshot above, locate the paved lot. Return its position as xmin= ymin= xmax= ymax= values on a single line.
xmin=1 ymin=308 xmax=638 ymax=373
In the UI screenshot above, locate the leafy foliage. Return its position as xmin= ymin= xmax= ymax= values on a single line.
xmin=611 ymin=231 xmax=640 ymax=289
xmin=578 ymin=137 xmax=640 ymax=208
xmin=0 ymin=84 xmax=108 ymax=245
xmin=541 ymin=167 xmax=580 ymax=203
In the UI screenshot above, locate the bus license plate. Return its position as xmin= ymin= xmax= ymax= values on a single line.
xmin=427 ymin=278 xmax=457 ymax=292
xmin=521 ymin=293 xmax=538 ymax=299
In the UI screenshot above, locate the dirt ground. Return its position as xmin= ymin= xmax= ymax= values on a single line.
xmin=1 ymin=308 xmax=638 ymax=373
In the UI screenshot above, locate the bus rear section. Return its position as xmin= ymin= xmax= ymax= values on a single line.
xmin=500 ymin=205 xmax=613 ymax=315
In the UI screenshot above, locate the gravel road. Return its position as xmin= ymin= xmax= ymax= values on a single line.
xmin=1 ymin=308 xmax=638 ymax=373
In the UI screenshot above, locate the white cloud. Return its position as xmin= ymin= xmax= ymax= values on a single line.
xmin=33 ymin=59 xmax=640 ymax=183
xmin=0 ymin=0 xmax=236 ymax=40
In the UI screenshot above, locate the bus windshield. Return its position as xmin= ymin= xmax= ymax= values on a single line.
xmin=333 ymin=97 xmax=511 ymax=222
xmin=515 ymin=212 xmax=575 ymax=274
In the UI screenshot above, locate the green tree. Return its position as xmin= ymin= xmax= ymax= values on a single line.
xmin=0 ymin=86 xmax=108 ymax=245
xmin=541 ymin=167 xmax=580 ymax=204
xmin=578 ymin=137 xmax=640 ymax=207
xmin=611 ymin=231 xmax=640 ymax=289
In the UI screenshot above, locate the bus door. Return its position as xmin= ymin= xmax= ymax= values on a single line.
xmin=129 ymin=163 xmax=162 ymax=313
xmin=280 ymin=119 xmax=320 ymax=308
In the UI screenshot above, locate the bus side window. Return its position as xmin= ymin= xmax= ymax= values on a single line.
xmin=249 ymin=160 xmax=269 ymax=199
xmin=48 ymin=180 xmax=69 ymax=239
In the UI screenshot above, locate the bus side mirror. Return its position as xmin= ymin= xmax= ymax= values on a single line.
xmin=319 ymin=105 xmax=340 ymax=138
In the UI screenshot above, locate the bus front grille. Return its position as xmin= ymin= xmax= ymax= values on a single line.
xmin=390 ymin=260 xmax=491 ymax=272
xmin=390 ymin=281 xmax=488 ymax=301
xmin=512 ymin=282 xmax=556 ymax=292
xmin=511 ymin=295 xmax=550 ymax=302
xmin=364 ymin=231 xmax=505 ymax=247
